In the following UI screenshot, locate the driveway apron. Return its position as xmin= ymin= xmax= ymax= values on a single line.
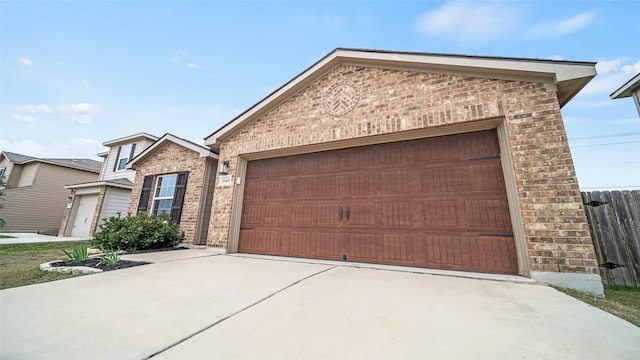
xmin=157 ymin=265 xmax=640 ymax=360
xmin=1 ymin=256 xmax=639 ymax=359
xmin=0 ymin=255 xmax=331 ymax=360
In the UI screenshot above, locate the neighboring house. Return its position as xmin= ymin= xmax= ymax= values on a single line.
xmin=127 ymin=133 xmax=218 ymax=245
xmin=0 ymin=151 xmax=102 ymax=234
xmin=59 ymin=133 xmax=158 ymax=238
xmin=610 ymin=72 xmax=640 ymax=116
xmin=202 ymin=48 xmax=603 ymax=294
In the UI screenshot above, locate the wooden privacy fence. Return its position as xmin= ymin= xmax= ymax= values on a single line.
xmin=582 ymin=190 xmax=640 ymax=287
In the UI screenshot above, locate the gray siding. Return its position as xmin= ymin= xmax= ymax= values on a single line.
xmin=0 ymin=163 xmax=99 ymax=234
xmin=98 ymin=187 xmax=132 ymax=226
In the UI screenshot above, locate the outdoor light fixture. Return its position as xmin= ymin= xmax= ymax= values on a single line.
xmin=218 ymin=160 xmax=229 ymax=175
xmin=66 ymin=195 xmax=73 ymax=202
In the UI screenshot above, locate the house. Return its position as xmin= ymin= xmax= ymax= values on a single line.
xmin=610 ymin=72 xmax=640 ymax=116
xmin=126 ymin=133 xmax=218 ymax=245
xmin=202 ymin=48 xmax=603 ymax=294
xmin=58 ymin=133 xmax=159 ymax=238
xmin=0 ymin=151 xmax=102 ymax=234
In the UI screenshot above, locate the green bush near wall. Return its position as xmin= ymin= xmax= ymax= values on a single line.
xmin=91 ymin=212 xmax=184 ymax=252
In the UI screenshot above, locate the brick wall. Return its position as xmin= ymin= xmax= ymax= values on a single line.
xmin=128 ymin=142 xmax=209 ymax=244
xmin=207 ymin=64 xmax=599 ymax=275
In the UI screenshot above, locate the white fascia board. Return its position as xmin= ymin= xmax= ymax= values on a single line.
xmin=102 ymin=132 xmax=159 ymax=147
xmin=127 ymin=134 xmax=217 ymax=170
xmin=204 ymin=52 xmax=340 ymax=147
xmin=611 ymin=73 xmax=640 ymax=99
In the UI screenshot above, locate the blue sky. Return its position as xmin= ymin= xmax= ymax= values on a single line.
xmin=1 ymin=1 xmax=639 ymax=190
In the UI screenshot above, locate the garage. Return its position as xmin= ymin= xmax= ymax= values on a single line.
xmin=206 ymin=48 xmax=603 ymax=291
xmin=239 ymin=129 xmax=517 ymax=274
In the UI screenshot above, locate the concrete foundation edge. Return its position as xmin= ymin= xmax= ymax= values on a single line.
xmin=531 ymin=271 xmax=604 ymax=296
xmin=205 ymin=246 xmax=227 ymax=255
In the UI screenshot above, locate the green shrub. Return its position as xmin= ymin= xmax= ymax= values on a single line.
xmin=91 ymin=212 xmax=184 ymax=252
xmin=63 ymin=245 xmax=89 ymax=263
xmin=101 ymin=251 xmax=120 ymax=266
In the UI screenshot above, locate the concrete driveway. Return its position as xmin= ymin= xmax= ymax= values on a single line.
xmin=1 ymin=253 xmax=638 ymax=360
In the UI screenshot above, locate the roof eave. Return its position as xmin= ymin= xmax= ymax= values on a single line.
xmin=20 ymin=158 xmax=101 ymax=173
xmin=127 ymin=134 xmax=218 ymax=170
xmin=610 ymin=73 xmax=640 ymax=99
xmin=64 ymin=180 xmax=133 ymax=190
xmin=102 ymin=132 xmax=159 ymax=147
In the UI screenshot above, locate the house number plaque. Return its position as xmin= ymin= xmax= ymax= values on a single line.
xmin=218 ymin=175 xmax=232 ymax=187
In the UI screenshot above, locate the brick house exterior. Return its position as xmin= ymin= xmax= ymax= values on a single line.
xmin=127 ymin=134 xmax=218 ymax=245
xmin=203 ymin=49 xmax=602 ymax=294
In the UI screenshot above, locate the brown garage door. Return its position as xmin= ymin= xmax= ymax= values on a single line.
xmin=239 ymin=129 xmax=518 ymax=274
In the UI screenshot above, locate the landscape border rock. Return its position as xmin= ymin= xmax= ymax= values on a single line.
xmin=40 ymin=261 xmax=103 ymax=274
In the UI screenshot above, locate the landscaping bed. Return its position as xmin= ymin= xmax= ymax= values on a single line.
xmin=46 ymin=246 xmax=188 ymax=272
xmin=48 ymin=257 xmax=150 ymax=272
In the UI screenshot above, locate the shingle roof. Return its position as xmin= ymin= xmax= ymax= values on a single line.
xmin=1 ymin=151 xmax=103 ymax=173
xmin=40 ymin=158 xmax=103 ymax=173
xmin=2 ymin=151 xmax=35 ymax=163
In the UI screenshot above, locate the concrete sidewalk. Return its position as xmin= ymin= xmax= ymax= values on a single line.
xmin=1 ymin=255 xmax=639 ymax=359
xmin=0 ymin=232 xmax=89 ymax=244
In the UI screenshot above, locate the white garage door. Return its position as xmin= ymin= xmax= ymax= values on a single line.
xmin=70 ymin=194 xmax=99 ymax=238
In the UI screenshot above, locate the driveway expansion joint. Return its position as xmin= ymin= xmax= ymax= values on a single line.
xmin=144 ymin=264 xmax=337 ymax=359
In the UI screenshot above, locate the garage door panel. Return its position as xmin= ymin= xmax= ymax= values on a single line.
xmin=422 ymin=199 xmax=460 ymax=227
xmin=314 ymin=232 xmax=344 ymax=258
xmin=382 ymin=234 xmax=415 ymax=263
xmin=290 ymin=202 xmax=339 ymax=226
xmin=381 ymin=201 xmax=415 ymax=227
xmin=244 ymin=179 xmax=286 ymax=200
xmin=349 ymin=145 xmax=382 ymax=169
xmin=289 ymin=231 xmax=314 ymax=256
xmin=458 ymin=131 xmax=501 ymax=159
xmin=290 ymin=176 xmax=317 ymax=199
xmin=470 ymin=236 xmax=517 ymax=272
xmin=416 ymin=136 xmax=461 ymax=161
xmin=315 ymin=175 xmax=343 ymax=198
xmin=239 ymin=129 xmax=518 ymax=274
xmin=241 ymin=203 xmax=287 ymax=226
xmin=348 ymin=173 xmax=379 ymax=197
xmin=348 ymin=233 xmax=382 ymax=261
xmin=420 ymin=166 xmax=461 ymax=193
xmin=381 ymin=170 xmax=411 ymax=194
xmin=346 ymin=202 xmax=378 ymax=226
xmin=464 ymin=163 xmax=505 ymax=191
xmin=464 ymin=198 xmax=511 ymax=230
xmin=378 ymin=142 xmax=413 ymax=166
xmin=238 ymin=229 xmax=283 ymax=255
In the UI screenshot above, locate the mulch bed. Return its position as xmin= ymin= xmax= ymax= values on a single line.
xmin=50 ymin=246 xmax=188 ymax=272
xmin=50 ymin=258 xmax=150 ymax=271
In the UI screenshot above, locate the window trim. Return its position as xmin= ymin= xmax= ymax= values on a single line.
xmin=114 ymin=143 xmax=136 ymax=171
xmin=0 ymin=166 xmax=6 ymax=188
xmin=150 ymin=174 xmax=178 ymax=217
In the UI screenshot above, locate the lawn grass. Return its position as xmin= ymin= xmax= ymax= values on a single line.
xmin=0 ymin=241 xmax=88 ymax=289
xmin=555 ymin=285 xmax=640 ymax=327
xmin=0 ymin=235 xmax=16 ymax=238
